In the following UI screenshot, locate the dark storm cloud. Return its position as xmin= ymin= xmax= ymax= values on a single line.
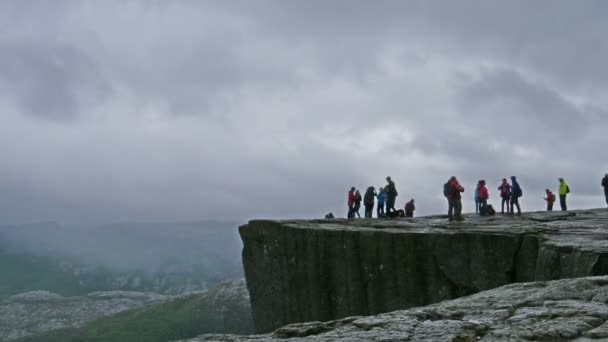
xmin=0 ymin=0 xmax=607 ymax=224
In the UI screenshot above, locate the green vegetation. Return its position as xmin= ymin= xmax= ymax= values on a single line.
xmin=16 ymin=282 xmax=253 ymax=342
xmin=0 ymin=254 xmax=92 ymax=300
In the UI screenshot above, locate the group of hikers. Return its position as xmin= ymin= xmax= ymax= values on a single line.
xmin=342 ymin=174 xmax=608 ymax=222
xmin=347 ymin=177 xmax=416 ymax=219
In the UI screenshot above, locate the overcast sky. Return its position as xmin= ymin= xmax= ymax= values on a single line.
xmin=1 ymin=0 xmax=607 ymax=225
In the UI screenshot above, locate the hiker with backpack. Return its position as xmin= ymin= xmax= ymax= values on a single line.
xmin=347 ymin=187 xmax=356 ymax=218
xmin=444 ymin=176 xmax=465 ymax=221
xmin=603 ymin=174 xmax=608 ymax=207
xmin=544 ymin=189 xmax=556 ymax=211
xmin=404 ymin=199 xmax=415 ymax=217
xmin=385 ymin=177 xmax=398 ymax=214
xmin=353 ymin=190 xmax=362 ymax=218
xmin=363 ymin=186 xmax=376 ymax=218
xmin=498 ymin=178 xmax=511 ymax=214
xmin=558 ymin=178 xmax=570 ymax=211
xmin=377 ymin=187 xmax=386 ymax=218
xmin=510 ymin=176 xmax=522 ymax=215
xmin=477 ymin=180 xmax=489 ymax=215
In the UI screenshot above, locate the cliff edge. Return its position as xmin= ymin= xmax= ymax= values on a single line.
xmin=239 ymin=209 xmax=608 ymax=333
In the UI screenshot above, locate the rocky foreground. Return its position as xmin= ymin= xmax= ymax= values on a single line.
xmin=240 ymin=209 xmax=608 ymax=332
xmin=183 ymin=276 xmax=608 ymax=341
xmin=0 ymin=290 xmax=168 ymax=340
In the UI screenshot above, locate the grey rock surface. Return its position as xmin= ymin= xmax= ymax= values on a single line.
xmin=181 ymin=276 xmax=608 ymax=341
xmin=239 ymin=209 xmax=608 ymax=332
xmin=0 ymin=289 xmax=169 ymax=340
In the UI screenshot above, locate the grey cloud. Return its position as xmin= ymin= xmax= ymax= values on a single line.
xmin=0 ymin=0 xmax=607 ymax=224
xmin=0 ymin=40 xmax=110 ymax=121
xmin=455 ymin=67 xmax=589 ymax=139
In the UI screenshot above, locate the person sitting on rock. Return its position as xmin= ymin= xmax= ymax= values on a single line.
xmin=404 ymin=199 xmax=415 ymax=217
xmin=510 ymin=176 xmax=522 ymax=215
xmin=363 ymin=186 xmax=376 ymax=218
xmin=445 ymin=176 xmax=465 ymax=221
xmin=498 ymin=178 xmax=511 ymax=214
xmin=558 ymin=178 xmax=570 ymax=211
xmin=377 ymin=187 xmax=386 ymax=218
xmin=347 ymin=187 xmax=356 ymax=218
xmin=387 ymin=209 xmax=405 ymax=218
xmin=353 ymin=190 xmax=362 ymax=218
xmin=479 ymin=202 xmax=496 ymax=216
xmin=385 ymin=177 xmax=398 ymax=214
xmin=603 ymin=174 xmax=608 ymax=208
xmin=544 ymin=189 xmax=556 ymax=211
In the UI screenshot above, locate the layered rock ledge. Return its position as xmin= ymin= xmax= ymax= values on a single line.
xmin=184 ymin=276 xmax=608 ymax=341
xmin=239 ymin=209 xmax=608 ymax=333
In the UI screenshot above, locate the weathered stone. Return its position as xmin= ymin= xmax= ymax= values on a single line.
xmin=239 ymin=209 xmax=608 ymax=332
xmin=181 ymin=276 xmax=608 ymax=341
xmin=0 ymin=290 xmax=168 ymax=341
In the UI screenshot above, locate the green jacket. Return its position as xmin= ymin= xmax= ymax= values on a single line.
xmin=559 ymin=181 xmax=569 ymax=195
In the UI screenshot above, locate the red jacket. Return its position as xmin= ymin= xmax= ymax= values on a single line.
xmin=448 ymin=180 xmax=465 ymax=199
xmin=348 ymin=191 xmax=355 ymax=206
xmin=498 ymin=183 xmax=511 ymax=198
xmin=546 ymin=191 xmax=555 ymax=204
xmin=478 ymin=186 xmax=489 ymax=200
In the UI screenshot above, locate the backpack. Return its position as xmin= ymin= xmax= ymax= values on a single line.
xmin=550 ymin=194 xmax=556 ymax=202
xmin=443 ymin=183 xmax=450 ymax=197
xmin=566 ymin=185 xmax=570 ymax=194
xmin=513 ymin=184 xmax=523 ymax=198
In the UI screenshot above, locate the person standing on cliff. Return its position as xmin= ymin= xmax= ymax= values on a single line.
xmin=377 ymin=187 xmax=386 ymax=218
xmin=404 ymin=199 xmax=415 ymax=217
xmin=363 ymin=186 xmax=376 ymax=218
xmin=510 ymin=176 xmax=522 ymax=215
xmin=347 ymin=187 xmax=355 ymax=218
xmin=558 ymin=178 xmax=570 ymax=211
xmin=474 ymin=181 xmax=481 ymax=214
xmin=498 ymin=178 xmax=511 ymax=214
xmin=353 ymin=190 xmax=362 ymax=218
xmin=385 ymin=177 xmax=398 ymax=214
xmin=603 ymin=174 xmax=608 ymax=207
xmin=445 ymin=176 xmax=465 ymax=221
xmin=544 ymin=189 xmax=556 ymax=211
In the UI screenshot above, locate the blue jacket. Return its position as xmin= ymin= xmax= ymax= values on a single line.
xmin=377 ymin=192 xmax=386 ymax=204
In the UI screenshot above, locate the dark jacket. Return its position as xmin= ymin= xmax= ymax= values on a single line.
xmin=602 ymin=176 xmax=608 ymax=189
xmin=405 ymin=201 xmax=415 ymax=214
xmin=386 ymin=180 xmax=398 ymax=198
xmin=363 ymin=189 xmax=375 ymax=206
xmin=511 ymin=181 xmax=522 ymax=198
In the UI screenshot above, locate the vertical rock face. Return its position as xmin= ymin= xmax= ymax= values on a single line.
xmin=240 ymin=210 xmax=608 ymax=333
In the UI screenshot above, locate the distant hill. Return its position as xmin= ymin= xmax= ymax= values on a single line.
xmin=11 ymin=280 xmax=253 ymax=342
xmin=0 ymin=221 xmax=243 ymax=299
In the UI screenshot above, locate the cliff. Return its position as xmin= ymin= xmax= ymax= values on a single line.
xmin=183 ymin=276 xmax=608 ymax=341
xmin=239 ymin=209 xmax=608 ymax=333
